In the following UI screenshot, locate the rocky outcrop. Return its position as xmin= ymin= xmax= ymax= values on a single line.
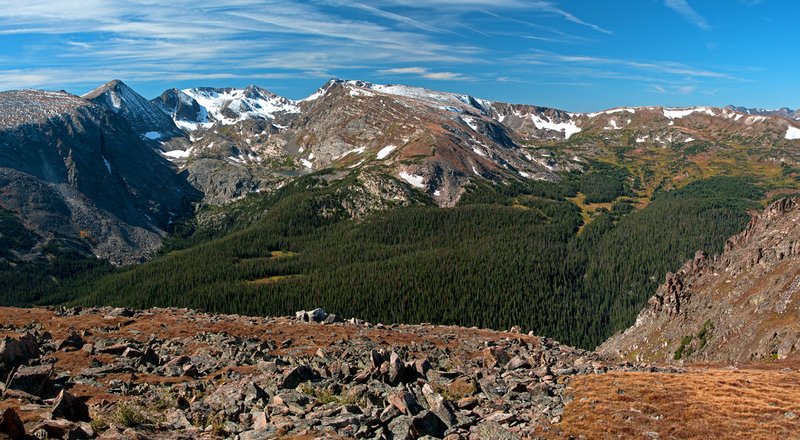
xmin=600 ymin=198 xmax=800 ymax=363
xmin=0 ymin=306 xmax=678 ymax=439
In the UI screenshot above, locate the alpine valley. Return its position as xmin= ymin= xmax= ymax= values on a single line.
xmin=2 ymin=79 xmax=800 ymax=439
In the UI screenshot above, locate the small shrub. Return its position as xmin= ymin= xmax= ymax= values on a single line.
xmin=674 ymin=335 xmax=694 ymax=360
xmin=114 ymin=402 xmax=153 ymax=428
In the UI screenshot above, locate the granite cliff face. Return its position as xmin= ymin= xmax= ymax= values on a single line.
xmin=0 ymin=89 xmax=198 ymax=264
xmin=600 ymin=198 xmax=800 ymax=363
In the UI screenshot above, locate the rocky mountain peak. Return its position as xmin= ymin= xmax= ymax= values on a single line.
xmin=0 ymin=84 xmax=199 ymax=264
xmin=81 ymin=79 xmax=136 ymax=107
xmin=83 ymin=79 xmax=183 ymax=140
xmin=151 ymin=88 xmax=207 ymax=130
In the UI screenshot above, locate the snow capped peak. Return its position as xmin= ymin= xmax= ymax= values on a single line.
xmin=82 ymin=79 xmax=138 ymax=112
xmin=181 ymin=86 xmax=300 ymax=126
xmin=301 ymin=79 xmax=494 ymax=117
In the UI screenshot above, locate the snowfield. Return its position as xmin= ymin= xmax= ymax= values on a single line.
xmin=399 ymin=171 xmax=426 ymax=188
xmin=529 ymin=113 xmax=581 ymax=139
xmin=786 ymin=125 xmax=800 ymax=140
xmin=377 ymin=145 xmax=397 ymax=160
xmin=182 ymin=87 xmax=300 ymax=126
xmin=663 ymin=107 xmax=716 ymax=119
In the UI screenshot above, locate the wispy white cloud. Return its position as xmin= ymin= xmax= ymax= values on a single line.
xmin=0 ymin=67 xmax=322 ymax=91
xmin=377 ymin=67 xmax=470 ymax=80
xmin=531 ymin=1 xmax=613 ymax=35
xmin=0 ymin=0 xmax=493 ymax=91
xmin=650 ymin=84 xmax=697 ymax=95
xmin=520 ymin=51 xmax=735 ymax=79
xmin=664 ymin=0 xmax=711 ymax=30
xmin=327 ymin=1 xmax=454 ymax=35
xmin=0 ymin=0 xmax=737 ymax=104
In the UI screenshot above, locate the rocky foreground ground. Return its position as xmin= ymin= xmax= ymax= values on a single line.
xmin=0 ymin=307 xmax=798 ymax=439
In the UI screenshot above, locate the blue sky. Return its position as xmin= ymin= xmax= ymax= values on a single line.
xmin=0 ymin=0 xmax=794 ymax=112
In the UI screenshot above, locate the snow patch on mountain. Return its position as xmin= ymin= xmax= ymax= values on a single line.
xmin=301 ymin=89 xmax=327 ymax=102
xmin=161 ymin=148 xmax=193 ymax=160
xmin=399 ymin=171 xmax=425 ymax=188
xmin=369 ymin=84 xmax=459 ymax=104
xmin=528 ymin=113 xmax=581 ymax=139
xmin=377 ymin=145 xmax=397 ymax=160
xmin=337 ymin=147 xmax=367 ymax=159
xmin=663 ymin=107 xmax=716 ymax=119
xmin=786 ymin=125 xmax=800 ymax=140
xmin=462 ymin=116 xmax=479 ymax=131
xmin=586 ymin=108 xmax=636 ymax=118
xmin=349 ymin=88 xmax=375 ymax=98
xmin=175 ymin=120 xmax=212 ymax=131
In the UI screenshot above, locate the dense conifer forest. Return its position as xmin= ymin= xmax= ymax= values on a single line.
xmin=6 ymin=170 xmax=756 ymax=349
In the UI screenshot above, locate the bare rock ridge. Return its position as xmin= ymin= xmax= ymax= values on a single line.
xmin=600 ymin=198 xmax=800 ymax=363
xmin=0 ymin=306 xmax=679 ymax=439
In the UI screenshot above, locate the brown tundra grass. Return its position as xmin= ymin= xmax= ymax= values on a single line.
xmin=548 ymin=366 xmax=800 ymax=439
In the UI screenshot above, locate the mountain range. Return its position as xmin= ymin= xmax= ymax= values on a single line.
xmin=726 ymin=105 xmax=800 ymax=121
xmin=3 ymin=78 xmax=800 ymax=346
xmin=3 ymin=79 xmax=800 ymax=263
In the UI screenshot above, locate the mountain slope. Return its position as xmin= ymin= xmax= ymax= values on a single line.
xmin=57 ymin=173 xmax=762 ymax=350
xmin=286 ymin=79 xmax=576 ymax=206
xmin=600 ymin=198 xmax=800 ymax=363
xmin=0 ymin=89 xmax=199 ymax=264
